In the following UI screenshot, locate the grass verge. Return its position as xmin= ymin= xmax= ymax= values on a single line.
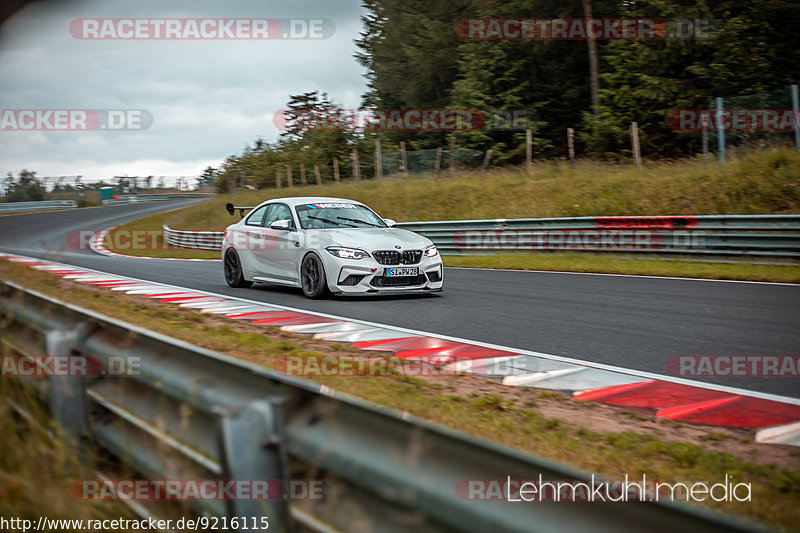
xmin=104 ymin=148 xmax=800 ymax=281
xmin=0 ymin=258 xmax=798 ymax=530
xmin=445 ymin=253 xmax=800 ymax=283
xmin=102 ymin=207 xmax=221 ymax=260
xmin=173 ymin=148 xmax=800 ymax=229
xmin=0 ymin=373 xmax=136 ymax=527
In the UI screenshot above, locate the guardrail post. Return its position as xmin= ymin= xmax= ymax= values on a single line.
xmin=44 ymin=327 xmax=99 ymax=445
xmin=217 ymin=399 xmax=292 ymax=532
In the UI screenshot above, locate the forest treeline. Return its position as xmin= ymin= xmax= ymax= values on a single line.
xmin=212 ymin=0 xmax=800 ymax=190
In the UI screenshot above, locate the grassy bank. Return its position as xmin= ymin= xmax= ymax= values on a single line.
xmin=103 ymin=149 xmax=800 ymax=282
xmin=1 ymin=258 xmax=798 ymax=530
xmin=0 ymin=363 xmax=135 ymax=527
xmin=173 ymin=148 xmax=800 ymax=231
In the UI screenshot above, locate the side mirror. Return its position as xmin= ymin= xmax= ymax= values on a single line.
xmin=270 ymin=219 xmax=292 ymax=231
xmin=383 ymin=218 xmax=397 ymax=227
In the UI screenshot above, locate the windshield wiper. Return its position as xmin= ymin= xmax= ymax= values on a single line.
xmin=306 ymin=215 xmax=355 ymax=228
xmin=337 ymin=216 xmax=380 ymax=227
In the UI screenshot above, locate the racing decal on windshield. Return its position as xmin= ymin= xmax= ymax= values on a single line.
xmin=306 ymin=203 xmax=357 ymax=209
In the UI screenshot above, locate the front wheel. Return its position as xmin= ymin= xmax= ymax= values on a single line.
xmin=301 ymin=253 xmax=328 ymax=299
xmin=224 ymin=249 xmax=252 ymax=288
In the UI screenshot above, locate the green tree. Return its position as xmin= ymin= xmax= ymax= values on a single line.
xmin=582 ymin=0 xmax=800 ymax=158
xmin=4 ymin=170 xmax=45 ymax=202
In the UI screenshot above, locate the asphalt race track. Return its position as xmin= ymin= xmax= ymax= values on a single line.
xmin=1 ymin=200 xmax=798 ymax=398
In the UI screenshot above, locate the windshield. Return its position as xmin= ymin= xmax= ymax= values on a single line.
xmin=295 ymin=202 xmax=388 ymax=230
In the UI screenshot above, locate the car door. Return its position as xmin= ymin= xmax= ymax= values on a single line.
xmin=235 ymin=204 xmax=270 ymax=276
xmin=255 ymin=203 xmax=301 ymax=282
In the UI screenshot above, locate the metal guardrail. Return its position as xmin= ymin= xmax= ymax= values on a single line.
xmin=398 ymin=215 xmax=800 ymax=259
xmin=164 ymin=215 xmax=800 ymax=260
xmin=0 ymin=281 xmax=757 ymax=533
xmin=163 ymin=224 xmax=224 ymax=251
xmin=0 ymin=200 xmax=77 ymax=213
xmin=102 ymin=193 xmax=215 ymax=205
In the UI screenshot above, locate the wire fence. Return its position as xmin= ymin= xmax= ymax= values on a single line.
xmin=379 ymin=147 xmax=484 ymax=177
xmin=704 ymin=85 xmax=800 ymax=161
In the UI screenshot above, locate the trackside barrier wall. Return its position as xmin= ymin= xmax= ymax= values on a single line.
xmin=0 ymin=282 xmax=757 ymax=533
xmin=0 ymin=200 xmax=77 ymax=213
xmin=164 ymin=215 xmax=800 ymax=261
xmin=102 ymin=193 xmax=215 ymax=205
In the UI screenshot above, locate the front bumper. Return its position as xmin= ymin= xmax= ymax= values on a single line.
xmin=321 ymin=253 xmax=444 ymax=295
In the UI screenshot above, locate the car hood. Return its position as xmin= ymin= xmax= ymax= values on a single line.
xmin=310 ymin=227 xmax=432 ymax=251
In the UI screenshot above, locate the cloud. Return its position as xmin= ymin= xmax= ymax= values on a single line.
xmin=0 ymin=0 xmax=367 ymax=181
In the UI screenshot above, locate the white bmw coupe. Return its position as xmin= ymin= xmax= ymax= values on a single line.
xmin=222 ymin=197 xmax=444 ymax=298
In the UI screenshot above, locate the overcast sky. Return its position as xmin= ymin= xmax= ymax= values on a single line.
xmin=0 ymin=0 xmax=368 ymax=181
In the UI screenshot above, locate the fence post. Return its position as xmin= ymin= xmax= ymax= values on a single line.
xmin=352 ymin=149 xmax=361 ymax=181
xmin=333 ymin=158 xmax=340 ymax=183
xmin=567 ymin=128 xmax=575 ymax=163
xmin=275 ymin=167 xmax=281 ymax=189
xmin=434 ymin=147 xmax=443 ymax=176
xmin=300 ymin=163 xmax=307 ymax=186
xmin=630 ymin=122 xmax=642 ymax=169
xmin=482 ymin=149 xmax=492 ymax=170
xmin=400 ymin=142 xmax=409 ymax=176
xmin=792 ymin=85 xmax=799 ymax=151
xmin=314 ymin=164 xmax=322 ymax=186
xmin=525 ymin=129 xmax=532 ymax=174
xmin=375 ymin=140 xmax=383 ymax=179
xmin=716 ymin=97 xmax=726 ymax=163
xmin=286 ymin=165 xmax=293 ymax=188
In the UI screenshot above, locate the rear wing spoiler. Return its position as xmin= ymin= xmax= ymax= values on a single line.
xmin=226 ymin=203 xmax=255 ymax=218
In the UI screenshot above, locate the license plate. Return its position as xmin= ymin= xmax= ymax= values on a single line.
xmin=385 ymin=267 xmax=419 ymax=277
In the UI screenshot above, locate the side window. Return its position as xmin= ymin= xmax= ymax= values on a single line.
xmin=244 ymin=205 xmax=268 ymax=226
xmin=263 ymin=204 xmax=294 ymax=229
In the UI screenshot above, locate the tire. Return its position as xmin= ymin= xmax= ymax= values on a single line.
xmin=301 ymin=253 xmax=329 ymax=299
xmin=224 ymin=249 xmax=252 ymax=288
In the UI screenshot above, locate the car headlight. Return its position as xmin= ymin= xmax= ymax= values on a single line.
xmin=424 ymin=245 xmax=439 ymax=257
xmin=326 ymin=247 xmax=370 ymax=260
